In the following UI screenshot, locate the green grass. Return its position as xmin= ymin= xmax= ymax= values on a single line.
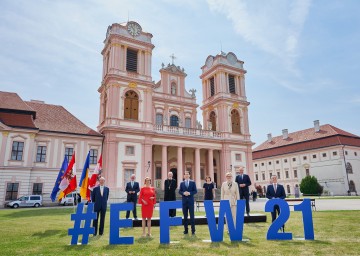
xmin=1 ymin=207 xmax=359 ymax=255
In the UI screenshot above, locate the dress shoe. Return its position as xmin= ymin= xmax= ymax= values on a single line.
xmin=183 ymin=231 xmax=188 ymax=234
xmin=134 ymin=218 xmax=138 ymax=220
xmin=191 ymin=232 xmax=195 ymax=236
xmin=247 ymin=213 xmax=250 ymax=217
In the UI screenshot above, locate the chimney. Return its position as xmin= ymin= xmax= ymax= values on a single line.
xmin=314 ymin=120 xmax=320 ymax=132
xmin=267 ymin=133 xmax=272 ymax=142
xmin=30 ymin=99 xmax=45 ymax=104
xmin=282 ymin=129 xmax=288 ymax=139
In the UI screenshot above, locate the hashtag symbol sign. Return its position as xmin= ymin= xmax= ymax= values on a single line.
xmin=68 ymin=203 xmax=97 ymax=245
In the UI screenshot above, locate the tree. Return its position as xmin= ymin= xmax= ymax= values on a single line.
xmin=300 ymin=175 xmax=323 ymax=195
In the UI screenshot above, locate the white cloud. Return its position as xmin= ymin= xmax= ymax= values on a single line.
xmin=207 ymin=0 xmax=311 ymax=76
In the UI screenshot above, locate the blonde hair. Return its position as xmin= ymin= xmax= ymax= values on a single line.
xmin=144 ymin=177 xmax=151 ymax=184
xmin=225 ymin=172 xmax=232 ymax=177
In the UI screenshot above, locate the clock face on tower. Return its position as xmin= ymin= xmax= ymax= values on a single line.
xmin=127 ymin=21 xmax=142 ymax=37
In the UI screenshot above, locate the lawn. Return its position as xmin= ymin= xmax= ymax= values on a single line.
xmin=0 ymin=206 xmax=359 ymax=256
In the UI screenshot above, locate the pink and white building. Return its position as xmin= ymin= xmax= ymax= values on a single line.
xmin=0 ymin=92 xmax=103 ymax=207
xmin=98 ymin=21 xmax=254 ymax=199
xmin=252 ymin=121 xmax=360 ymax=196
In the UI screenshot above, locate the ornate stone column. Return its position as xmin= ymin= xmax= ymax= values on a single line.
xmin=177 ymin=146 xmax=183 ymax=184
xmin=195 ymin=148 xmax=201 ymax=188
xmin=161 ymin=145 xmax=167 ymax=190
xmin=208 ymin=149 xmax=214 ymax=181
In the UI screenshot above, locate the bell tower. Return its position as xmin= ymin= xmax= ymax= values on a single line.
xmin=200 ymin=51 xmax=250 ymax=138
xmin=97 ymin=21 xmax=155 ymax=193
xmin=98 ymin=21 xmax=155 ymax=128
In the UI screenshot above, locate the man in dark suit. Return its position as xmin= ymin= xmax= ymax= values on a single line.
xmin=91 ymin=176 xmax=109 ymax=236
xmin=235 ymin=167 xmax=252 ymax=216
xmin=179 ymin=171 xmax=197 ymax=235
xmin=266 ymin=175 xmax=286 ymax=231
xmin=164 ymin=171 xmax=177 ymax=217
xmin=125 ymin=174 xmax=140 ymax=219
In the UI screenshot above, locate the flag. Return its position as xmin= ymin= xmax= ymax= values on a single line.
xmin=88 ymin=154 xmax=102 ymax=191
xmin=50 ymin=156 xmax=68 ymax=202
xmin=79 ymin=151 xmax=91 ymax=200
xmin=58 ymin=152 xmax=76 ymax=200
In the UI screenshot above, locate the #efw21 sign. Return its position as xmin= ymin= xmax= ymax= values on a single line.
xmin=68 ymin=199 xmax=314 ymax=245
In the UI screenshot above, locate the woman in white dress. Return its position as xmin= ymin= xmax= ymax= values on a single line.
xmin=221 ymin=172 xmax=240 ymax=228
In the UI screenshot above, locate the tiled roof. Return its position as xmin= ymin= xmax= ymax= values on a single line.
xmin=25 ymin=101 xmax=101 ymax=136
xmin=0 ymin=91 xmax=35 ymax=112
xmin=253 ymin=124 xmax=360 ymax=159
xmin=0 ymin=112 xmax=37 ymax=129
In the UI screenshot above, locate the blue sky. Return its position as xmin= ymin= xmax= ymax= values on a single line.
xmin=1 ymin=0 xmax=359 ymax=146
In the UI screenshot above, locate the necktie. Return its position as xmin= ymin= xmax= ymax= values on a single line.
xmin=186 ymin=180 xmax=189 ymax=188
xmin=241 ymin=175 xmax=243 ymax=180
xmin=228 ymin=182 xmax=232 ymax=189
xmin=274 ymin=184 xmax=277 ymax=193
xmin=100 ymin=186 xmax=103 ymax=196
xmin=131 ymin=181 xmax=134 ymax=188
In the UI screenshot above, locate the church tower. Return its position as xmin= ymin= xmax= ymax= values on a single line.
xmin=200 ymin=52 xmax=250 ymax=137
xmin=200 ymin=52 xmax=252 ymax=177
xmin=97 ymin=21 xmax=155 ymax=192
xmin=98 ymin=21 xmax=154 ymax=126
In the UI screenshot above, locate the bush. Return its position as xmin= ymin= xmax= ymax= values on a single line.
xmin=300 ymin=175 xmax=323 ymax=195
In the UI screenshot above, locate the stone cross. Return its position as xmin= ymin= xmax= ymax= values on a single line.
xmin=170 ymin=53 xmax=176 ymax=64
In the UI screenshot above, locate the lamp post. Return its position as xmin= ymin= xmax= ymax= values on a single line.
xmin=341 ymin=146 xmax=351 ymax=195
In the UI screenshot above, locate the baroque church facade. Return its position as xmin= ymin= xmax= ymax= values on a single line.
xmin=98 ymin=21 xmax=254 ymax=199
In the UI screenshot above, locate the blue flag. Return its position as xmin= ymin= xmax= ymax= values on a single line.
xmin=50 ymin=156 xmax=68 ymax=202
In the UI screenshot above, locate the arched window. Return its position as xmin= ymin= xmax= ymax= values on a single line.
xmin=171 ymin=82 xmax=177 ymax=95
xmin=185 ymin=118 xmax=191 ymax=128
xmin=287 ymin=185 xmax=291 ymax=194
xmin=349 ymin=180 xmax=356 ymax=192
xmin=156 ymin=113 xmax=163 ymax=125
xmin=209 ymin=111 xmax=216 ymax=131
xmin=170 ymin=115 xmax=179 ymax=127
xmin=124 ymin=90 xmax=139 ymax=120
xmin=231 ymin=109 xmax=241 ymax=134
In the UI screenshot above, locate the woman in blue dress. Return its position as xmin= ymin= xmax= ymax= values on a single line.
xmin=203 ymin=176 xmax=215 ymax=200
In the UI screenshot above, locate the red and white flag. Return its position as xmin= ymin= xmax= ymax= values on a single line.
xmin=58 ymin=152 xmax=77 ymax=200
xmin=88 ymin=154 xmax=102 ymax=191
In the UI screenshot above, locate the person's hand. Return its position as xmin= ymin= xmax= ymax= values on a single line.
xmin=150 ymin=197 xmax=154 ymax=200
xmin=240 ymin=184 xmax=246 ymax=188
xmin=142 ymin=199 xmax=148 ymax=205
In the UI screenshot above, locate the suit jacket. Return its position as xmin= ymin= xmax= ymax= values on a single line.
xmin=221 ymin=181 xmax=240 ymax=206
xmin=164 ymin=179 xmax=177 ymax=201
xmin=125 ymin=181 xmax=140 ymax=200
xmin=235 ymin=174 xmax=252 ymax=196
xmin=179 ymin=180 xmax=197 ymax=203
xmin=266 ymin=183 xmax=286 ymax=199
xmin=91 ymin=186 xmax=109 ymax=212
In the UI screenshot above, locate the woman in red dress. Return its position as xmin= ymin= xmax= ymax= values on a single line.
xmin=138 ymin=177 xmax=156 ymax=237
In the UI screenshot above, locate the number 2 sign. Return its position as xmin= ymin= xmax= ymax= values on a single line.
xmin=265 ymin=198 xmax=314 ymax=240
